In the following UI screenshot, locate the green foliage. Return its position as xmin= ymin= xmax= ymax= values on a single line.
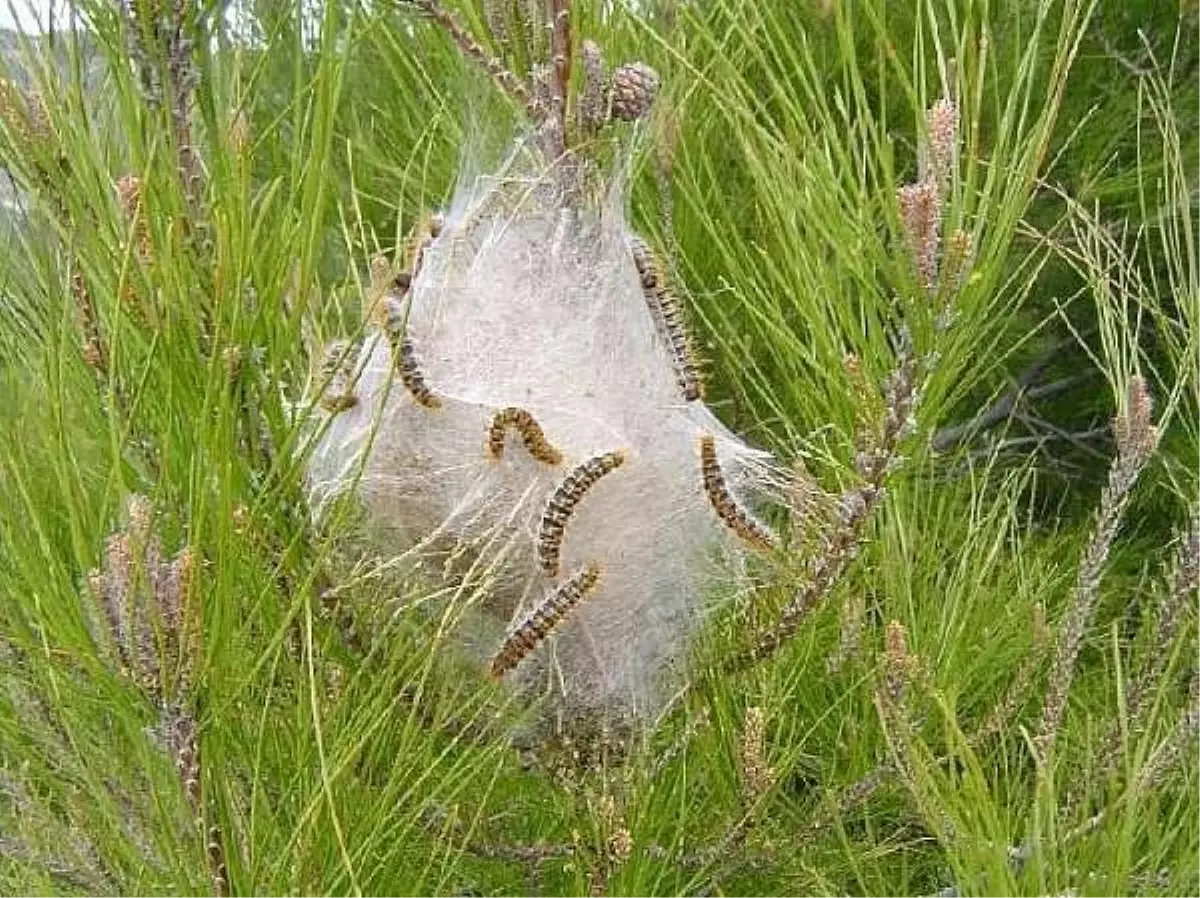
xmin=0 ymin=0 xmax=1196 ymax=895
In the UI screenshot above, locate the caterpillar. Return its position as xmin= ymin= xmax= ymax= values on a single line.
xmin=538 ymin=450 xmax=626 ymax=576
xmin=487 ymin=406 xmax=563 ymax=465
xmin=317 ymin=338 xmax=360 ymax=414
xmin=488 ymin=562 xmax=601 ymax=679
xmin=379 ymin=295 xmax=441 ymax=409
xmin=699 ymin=435 xmax=778 ymax=551
xmin=627 ymin=234 xmax=704 ymax=402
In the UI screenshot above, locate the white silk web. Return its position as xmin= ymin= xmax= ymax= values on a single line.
xmin=305 ymin=139 xmax=790 ymax=721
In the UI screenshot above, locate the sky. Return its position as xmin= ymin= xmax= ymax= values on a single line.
xmin=0 ymin=0 xmax=289 ymax=45
xmin=0 ymin=0 xmax=67 ymax=33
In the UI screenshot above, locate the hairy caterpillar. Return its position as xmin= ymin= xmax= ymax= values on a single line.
xmin=487 ymin=406 xmax=563 ymax=465
xmin=699 ymin=435 xmax=777 ymax=551
xmin=538 ymin=450 xmax=626 ymax=576
xmin=317 ymin=338 xmax=360 ymax=414
xmin=378 ymin=296 xmax=442 ymax=410
xmin=488 ymin=562 xmax=601 ymax=678
xmin=628 ymin=234 xmax=704 ymax=402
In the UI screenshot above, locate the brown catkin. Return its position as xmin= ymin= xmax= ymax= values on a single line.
xmin=923 ymin=97 xmax=958 ymax=186
xmin=882 ymin=620 xmax=913 ymax=709
xmin=739 ymin=706 xmax=776 ymax=800
xmin=207 ymin=824 xmax=229 ymax=897
xmin=898 ymin=181 xmax=941 ymax=291
xmin=228 ymin=109 xmax=250 ymax=156
xmin=0 ymin=78 xmax=31 ymax=141
xmin=628 ymin=234 xmax=704 ymax=401
xmin=489 ymin=562 xmax=601 ymax=677
xmin=942 ymin=229 xmax=974 ymax=299
xmin=699 ymin=435 xmax=777 ymax=551
xmin=370 ymin=253 xmax=397 ymax=293
xmin=162 ymin=704 xmax=201 ymax=811
xmin=0 ymin=78 xmax=50 ymax=145
xmin=487 ymin=406 xmax=562 ymax=464
xmin=538 ymin=451 xmax=626 ymax=575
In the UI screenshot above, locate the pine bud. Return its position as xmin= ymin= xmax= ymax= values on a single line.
xmin=923 ymin=97 xmax=958 ymax=185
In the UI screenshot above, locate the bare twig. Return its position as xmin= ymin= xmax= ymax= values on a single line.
xmin=931 ymin=345 xmax=1082 ymax=452
xmin=549 ymin=0 xmax=571 ymax=147
xmin=420 ymin=804 xmax=572 ymax=865
xmin=406 ymin=0 xmax=537 ymax=121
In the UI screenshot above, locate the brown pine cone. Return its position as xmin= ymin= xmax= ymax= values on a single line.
xmin=609 ymin=62 xmax=660 ymax=122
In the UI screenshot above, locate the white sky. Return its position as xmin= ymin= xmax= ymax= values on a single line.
xmin=1 ymin=0 xmax=286 ymax=44
xmin=1 ymin=0 xmax=73 ymax=33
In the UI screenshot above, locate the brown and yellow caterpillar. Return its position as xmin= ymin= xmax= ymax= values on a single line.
xmin=317 ymin=338 xmax=360 ymax=414
xmin=488 ymin=562 xmax=601 ymax=679
xmin=487 ymin=406 xmax=563 ymax=465
xmin=538 ymin=450 xmax=626 ymax=576
xmin=377 ymin=295 xmax=441 ymax=410
xmin=628 ymin=234 xmax=704 ymax=402
xmin=699 ymin=435 xmax=777 ymax=551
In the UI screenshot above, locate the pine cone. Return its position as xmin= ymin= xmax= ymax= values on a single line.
xmin=609 ymin=62 xmax=660 ymax=122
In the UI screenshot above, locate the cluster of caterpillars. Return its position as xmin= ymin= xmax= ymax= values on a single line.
xmin=316 ymin=215 xmax=447 ymax=413
xmin=317 ymin=226 xmax=776 ymax=679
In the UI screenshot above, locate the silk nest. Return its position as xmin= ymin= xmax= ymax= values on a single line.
xmin=305 ymin=141 xmax=790 ymax=723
